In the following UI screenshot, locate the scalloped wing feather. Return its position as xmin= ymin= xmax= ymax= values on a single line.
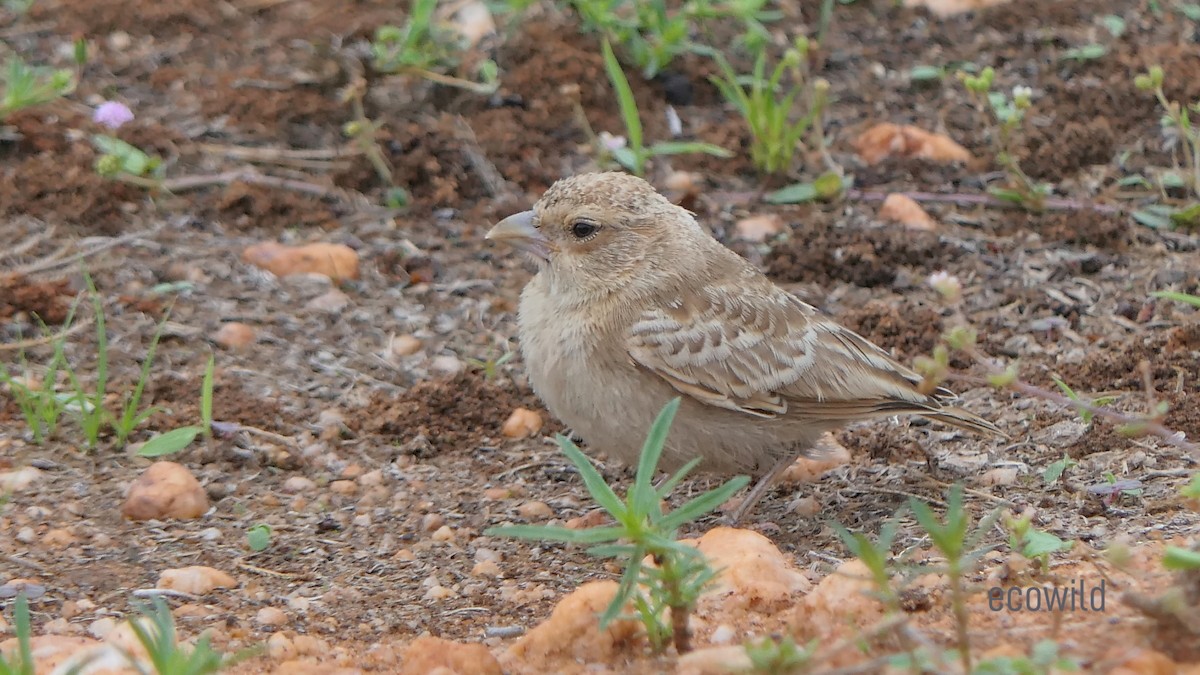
xmin=626 ymin=277 xmax=1000 ymax=435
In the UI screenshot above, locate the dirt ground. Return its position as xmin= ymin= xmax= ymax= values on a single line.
xmin=2 ymin=0 xmax=1199 ymax=672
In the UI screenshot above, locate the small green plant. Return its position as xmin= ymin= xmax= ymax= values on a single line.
xmin=110 ymin=312 xmax=172 ymax=447
xmin=707 ymin=37 xmax=830 ymax=176
xmin=0 ymin=593 xmax=34 ymax=675
xmin=465 ymin=347 xmax=516 ymax=381
xmin=1182 ymin=472 xmax=1200 ymax=499
xmin=137 ymin=353 xmax=216 ymax=458
xmin=744 ymin=634 xmax=817 ymax=674
xmin=0 ymin=300 xmax=80 ymax=444
xmin=124 ymin=597 xmax=251 ymax=674
xmin=908 ymin=485 xmax=1002 ymax=673
xmin=246 ymin=523 xmax=273 ymax=552
xmin=1049 ymin=376 xmax=1117 ymax=425
xmin=488 ymin=398 xmax=749 ymax=653
xmin=64 ymin=275 xmax=110 ymax=448
xmin=92 ymin=135 xmax=163 ymax=185
xmin=959 ymin=68 xmax=1050 ymax=210
xmin=569 ymin=0 xmax=777 ymax=78
xmin=599 ymin=40 xmax=731 ymax=177
xmin=1133 ymin=65 xmax=1200 ymax=229
xmin=1041 ymin=455 xmax=1077 ymax=485
xmin=371 ymin=0 xmax=499 ymax=93
xmin=1059 ymin=43 xmax=1107 ymax=62
xmin=0 ymin=55 xmax=74 ymax=120
xmin=339 ymin=82 xmax=410 ymax=208
xmin=1097 ymin=471 xmax=1144 ymax=504
xmin=1004 ymin=511 xmax=1073 ymax=573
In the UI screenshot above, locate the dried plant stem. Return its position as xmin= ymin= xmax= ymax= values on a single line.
xmin=846 ymin=189 xmax=1125 ymax=215
xmin=952 ymin=345 xmax=1199 ymax=458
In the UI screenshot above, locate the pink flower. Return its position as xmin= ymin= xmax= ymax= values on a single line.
xmin=93 ymin=101 xmax=133 ymax=129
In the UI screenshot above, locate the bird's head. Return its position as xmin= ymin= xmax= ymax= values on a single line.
xmin=486 ymin=172 xmax=706 ymax=299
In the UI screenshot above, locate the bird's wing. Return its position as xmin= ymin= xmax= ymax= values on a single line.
xmin=626 ymin=273 xmax=997 ymax=433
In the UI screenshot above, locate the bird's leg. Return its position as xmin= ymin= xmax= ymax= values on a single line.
xmin=726 ymin=448 xmax=805 ymax=525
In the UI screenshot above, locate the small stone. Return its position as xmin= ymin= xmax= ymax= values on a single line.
xmin=199 ymin=527 xmax=223 ymax=541
xmin=664 ymin=171 xmax=699 ymax=194
xmin=268 ymin=631 xmax=298 ymax=661
xmin=122 ymin=461 xmax=210 ymax=520
xmin=423 ymin=585 xmax=457 ymax=601
xmin=980 ymin=467 xmax=1018 ymax=486
xmin=421 ymin=513 xmax=445 ymax=532
xmin=61 ymin=600 xmax=82 ymax=620
xmin=430 ymin=355 xmax=463 ymax=375
xmin=340 ymin=463 xmax=364 ymax=480
xmin=471 ymin=560 xmax=502 ymax=577
xmin=88 ymin=617 xmax=119 ymax=639
xmin=516 ymin=500 xmax=553 ymax=520
xmin=42 ymin=528 xmax=76 ymax=548
xmin=566 ymin=510 xmax=608 ymax=530
xmin=256 ymin=607 xmax=288 ymax=627
xmin=400 ymin=635 xmax=501 ymax=675
xmin=242 ymin=241 xmax=360 ymax=281
xmin=431 ymin=525 xmax=455 ymax=542
xmin=214 ymin=322 xmax=257 ymax=350
xmin=474 ymin=548 xmax=501 ymax=563
xmin=282 ymin=476 xmax=316 ymax=493
xmin=483 ymin=487 xmax=512 ymax=500
xmin=108 ymin=31 xmax=132 ymax=51
xmin=710 ymin=624 xmax=736 ymax=645
xmin=359 ymin=469 xmax=384 ymax=487
xmin=157 ymin=566 xmax=237 ymax=595
xmin=329 ymin=480 xmax=357 ymax=496
xmin=501 ymin=408 xmax=543 ymax=439
xmin=291 ymin=634 xmax=328 ymax=656
xmin=352 ymin=513 xmax=372 ymax=527
xmin=0 ymin=466 xmax=42 ymax=492
xmin=16 ymin=527 xmax=36 ymax=543
xmin=287 ymin=596 xmax=311 ymax=612
xmin=879 ymin=193 xmax=937 ymax=231
xmin=734 ymin=214 xmax=785 ymax=243
xmin=389 ymin=334 xmax=422 ymax=357
xmin=306 ymin=289 xmax=350 ymax=313
xmin=788 ymin=496 xmax=821 ymax=517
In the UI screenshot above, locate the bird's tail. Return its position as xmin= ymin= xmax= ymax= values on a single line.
xmin=922 ymin=406 xmax=1008 ymax=439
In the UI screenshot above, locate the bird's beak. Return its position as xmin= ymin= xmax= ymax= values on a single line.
xmin=486 ymin=210 xmax=552 ymax=262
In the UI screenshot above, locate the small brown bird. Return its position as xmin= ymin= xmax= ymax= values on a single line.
xmin=487 ymin=172 xmax=1001 ymax=522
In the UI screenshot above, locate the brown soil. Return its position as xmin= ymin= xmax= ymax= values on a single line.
xmin=3 ymin=0 xmax=1200 ymax=671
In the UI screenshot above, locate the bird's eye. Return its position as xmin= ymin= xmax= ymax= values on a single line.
xmin=570 ymin=220 xmax=599 ymax=239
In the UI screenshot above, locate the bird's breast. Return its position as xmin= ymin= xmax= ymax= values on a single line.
xmin=516 ymin=284 xmax=642 ymax=444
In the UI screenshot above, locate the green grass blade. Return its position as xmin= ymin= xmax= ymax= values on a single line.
xmin=200 ymin=353 xmax=215 ymax=434
xmin=657 ymin=475 xmax=749 ymax=531
xmin=558 ymin=435 xmax=628 ymax=520
xmin=632 ymin=398 xmax=680 ymax=518
xmin=1152 ymin=290 xmax=1200 ymax=307
xmin=655 ymin=457 xmax=703 ymax=499
xmin=602 ymin=39 xmax=643 ymax=158
xmin=137 ymin=426 xmax=203 ymax=458
xmin=646 ymin=141 xmax=732 ymax=157
xmin=598 ymin=546 xmax=644 ymax=628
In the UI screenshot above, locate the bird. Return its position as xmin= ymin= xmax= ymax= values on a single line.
xmin=486 ymin=172 xmax=1002 ymax=522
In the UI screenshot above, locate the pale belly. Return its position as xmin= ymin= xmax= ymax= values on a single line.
xmin=517 ymin=288 xmax=825 ymax=476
